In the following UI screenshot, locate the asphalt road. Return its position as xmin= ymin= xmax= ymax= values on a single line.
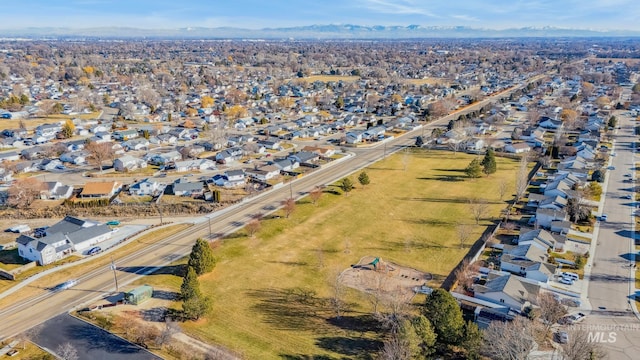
xmin=0 ymin=74 xmax=540 ymax=342
xmin=32 ymin=313 xmax=159 ymax=360
xmin=588 ymin=111 xmax=637 ymax=313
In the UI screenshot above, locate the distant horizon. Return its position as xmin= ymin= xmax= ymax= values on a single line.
xmin=1 ymin=0 xmax=639 ymax=32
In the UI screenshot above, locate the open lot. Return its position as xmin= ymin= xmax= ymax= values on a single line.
xmin=137 ymin=150 xmax=521 ymax=359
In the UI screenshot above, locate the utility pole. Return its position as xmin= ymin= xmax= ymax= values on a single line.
xmin=289 ymin=181 xmax=293 ymax=199
xmin=110 ymin=256 xmax=119 ymax=292
xmin=208 ymin=216 xmax=212 ymax=239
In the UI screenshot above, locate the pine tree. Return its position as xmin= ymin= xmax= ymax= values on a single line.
xmin=465 ymin=158 xmax=483 ymax=178
xmin=188 ymin=238 xmax=216 ymax=275
xmin=339 ymin=177 xmax=354 ymax=195
xmin=481 ymin=148 xmax=497 ymax=175
xmin=422 ymin=288 xmax=466 ymax=346
xmin=358 ymin=171 xmax=370 ymax=187
xmin=415 ymin=136 xmax=424 ymax=147
xmin=183 ymin=295 xmax=212 ymax=320
xmin=180 ymin=266 xmax=201 ymax=301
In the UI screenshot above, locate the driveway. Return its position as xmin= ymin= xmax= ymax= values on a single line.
xmin=31 ymin=314 xmax=159 ymax=360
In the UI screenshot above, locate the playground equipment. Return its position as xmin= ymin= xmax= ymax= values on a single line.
xmin=351 ymin=257 xmax=396 ymax=272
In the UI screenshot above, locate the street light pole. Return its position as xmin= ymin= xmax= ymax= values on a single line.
xmin=110 ymin=256 xmax=119 ymax=292
xmin=208 ymin=216 xmax=212 ymax=239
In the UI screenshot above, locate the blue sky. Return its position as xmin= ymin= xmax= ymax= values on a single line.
xmin=1 ymin=0 xmax=638 ymax=30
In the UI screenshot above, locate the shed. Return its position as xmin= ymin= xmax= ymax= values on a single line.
xmin=124 ymin=285 xmax=153 ymax=305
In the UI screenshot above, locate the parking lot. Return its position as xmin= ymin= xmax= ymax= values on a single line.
xmin=31 ymin=313 xmax=160 ymax=360
xmin=82 ymin=225 xmax=148 ymax=255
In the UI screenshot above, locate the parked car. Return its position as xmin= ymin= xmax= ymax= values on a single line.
xmin=600 ymin=214 xmax=608 ymax=221
xmin=561 ymin=272 xmax=579 ymax=281
xmin=556 ymin=331 xmax=569 ymax=344
xmin=559 ymin=277 xmax=574 ymax=285
xmin=87 ymin=246 xmax=102 ymax=255
xmin=106 ymin=220 xmax=120 ymax=226
xmin=6 ymin=225 xmax=31 ymax=233
xmin=563 ymin=312 xmax=586 ymax=324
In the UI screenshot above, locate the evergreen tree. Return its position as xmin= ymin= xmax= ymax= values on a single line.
xmin=422 ymin=289 xmax=465 ymax=346
xmin=358 ymin=171 xmax=370 ymax=187
xmin=180 ymin=266 xmax=201 ymax=301
xmin=481 ymin=148 xmax=497 ymax=175
xmin=339 ymin=177 xmax=354 ymax=195
xmin=188 ymin=238 xmax=216 ymax=275
xmin=462 ymin=321 xmax=483 ymax=359
xmin=415 ymin=136 xmax=424 ymax=147
xmin=465 ymin=158 xmax=483 ymax=178
xmin=183 ymin=294 xmax=212 ymax=320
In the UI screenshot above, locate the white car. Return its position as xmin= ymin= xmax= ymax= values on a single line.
xmin=556 ymin=331 xmax=569 ymax=344
xmin=559 ymin=277 xmax=574 ymax=285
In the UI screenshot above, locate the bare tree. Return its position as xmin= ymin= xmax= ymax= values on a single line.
xmin=8 ymin=178 xmax=42 ymax=209
xmin=482 ymin=316 xmax=536 ymax=360
xmin=56 ymin=342 xmax=79 ymax=360
xmin=155 ymin=319 xmax=179 ymax=348
xmin=515 ymin=156 xmax=529 ymax=201
xmin=454 ymin=258 xmax=480 ymax=291
xmin=401 ymin=147 xmax=411 ymax=171
xmin=456 ymin=223 xmax=473 ymax=249
xmin=282 ymin=197 xmax=296 ymax=218
xmin=329 ymin=270 xmax=347 ymax=319
xmin=379 ymin=331 xmax=411 ymax=360
xmin=468 ymin=198 xmax=489 ymax=225
xmin=86 ymin=141 xmax=115 ymax=173
xmin=538 ymin=293 xmax=567 ymax=336
xmin=245 ymin=219 xmax=261 ymax=237
xmin=559 ymin=328 xmax=606 ymax=360
xmin=498 ymin=180 xmax=509 ymax=201
xmin=309 ymin=186 xmax=323 ymax=205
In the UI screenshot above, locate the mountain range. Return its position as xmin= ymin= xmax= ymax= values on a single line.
xmin=1 ymin=24 xmax=640 ymax=40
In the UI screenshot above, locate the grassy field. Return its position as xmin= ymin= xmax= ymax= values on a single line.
xmin=139 ymin=150 xmax=521 ymax=359
xmin=0 ymin=112 xmax=102 ymax=132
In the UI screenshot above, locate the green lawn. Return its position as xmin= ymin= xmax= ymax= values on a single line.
xmin=144 ymin=150 xmax=521 ymax=359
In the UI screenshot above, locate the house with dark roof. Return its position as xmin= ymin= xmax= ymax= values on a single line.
xmin=16 ymin=216 xmax=112 ymax=265
xmin=165 ymin=179 xmax=204 ymax=197
xmin=500 ymin=244 xmax=557 ymax=283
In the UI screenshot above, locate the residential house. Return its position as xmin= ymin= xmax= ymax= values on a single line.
xmin=114 ymin=155 xmax=148 ymax=172
xmin=174 ymin=159 xmax=216 ymax=172
xmin=518 ymin=229 xmax=563 ymax=252
xmin=165 ymin=179 xmax=204 ymax=197
xmin=245 ymin=165 xmax=281 ymax=181
xmin=537 ymin=195 xmax=567 ymax=211
xmin=257 ymin=139 xmax=281 ymax=150
xmin=500 ymin=244 xmax=557 ymax=283
xmin=223 ymin=169 xmax=246 ymax=187
xmin=288 ymin=151 xmax=320 ymax=165
xmin=148 ymin=151 xmax=181 ymax=166
xmin=129 ymin=178 xmax=162 ymax=196
xmin=122 ymin=138 xmax=150 ymax=151
xmin=40 ymin=181 xmax=74 ymax=200
xmin=60 ymin=151 xmax=88 ymax=165
xmin=16 ymin=216 xmax=112 ymax=265
xmin=535 ymin=208 xmax=568 ymax=229
xmin=35 ymin=123 xmax=62 ymax=138
xmin=345 ymin=130 xmax=364 ymax=144
xmin=0 ymin=151 xmax=20 ymax=162
xmin=538 ymin=117 xmax=563 ymax=130
xmin=472 ymin=273 xmax=541 ymax=312
xmin=80 ymin=181 xmax=121 ymax=198
xmin=272 ymin=158 xmax=299 ymax=172
xmin=465 ymin=138 xmax=486 ymax=151
xmin=0 ymin=167 xmax=13 ymax=183
xmin=113 ymin=129 xmax=139 ymax=141
xmin=300 ymin=145 xmax=336 ymax=158
xmin=505 ymin=143 xmax=531 ymax=154
xmin=215 ymin=147 xmax=243 ymax=164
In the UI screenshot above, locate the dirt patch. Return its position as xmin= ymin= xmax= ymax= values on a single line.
xmin=90 ymin=287 xmax=178 ymax=324
xmin=341 ymin=256 xmax=433 ymax=300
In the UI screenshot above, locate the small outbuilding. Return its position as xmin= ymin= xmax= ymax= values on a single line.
xmin=124 ymin=285 xmax=154 ymax=305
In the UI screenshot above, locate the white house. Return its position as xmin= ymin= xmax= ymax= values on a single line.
xmin=40 ymin=181 xmax=74 ymax=200
xmin=174 ymin=159 xmax=216 ymax=172
xmin=114 ymin=155 xmax=148 ymax=172
xmin=246 ymin=165 xmax=281 ymax=181
xmin=505 ymin=143 xmax=531 ymax=154
xmin=16 ymin=216 xmax=112 ymax=265
xmin=500 ymin=244 xmax=556 ymax=283
xmin=129 ymin=178 xmax=162 ymax=196
xmin=535 ymin=208 xmax=569 ymax=229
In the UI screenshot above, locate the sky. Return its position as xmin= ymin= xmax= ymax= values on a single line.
xmin=1 ymin=0 xmax=639 ymax=31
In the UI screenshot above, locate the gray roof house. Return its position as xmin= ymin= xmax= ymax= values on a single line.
xmin=473 ymin=273 xmax=541 ymax=312
xmin=16 ymin=216 xmax=112 ymax=265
